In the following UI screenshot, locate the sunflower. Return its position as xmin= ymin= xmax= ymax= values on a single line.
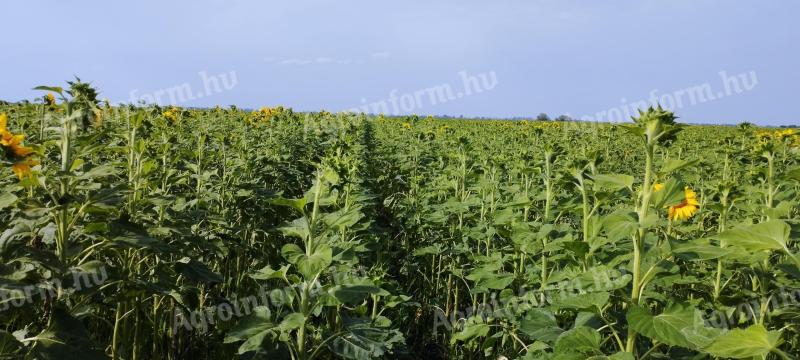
xmin=1 ymin=124 xmax=32 ymax=159
xmin=44 ymin=93 xmax=56 ymax=106
xmin=776 ymin=129 xmax=796 ymax=140
xmin=402 ymin=122 xmax=412 ymax=129
xmin=1 ymin=113 xmax=39 ymax=180
xmin=1 ymin=129 xmax=33 ymax=158
xmin=668 ymin=186 xmax=700 ymax=221
xmin=11 ymin=157 xmax=39 ymax=180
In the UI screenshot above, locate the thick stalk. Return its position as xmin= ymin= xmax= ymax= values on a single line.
xmin=626 ymin=145 xmax=654 ymax=353
xmin=540 ymin=154 xmax=553 ymax=303
xmin=714 ymin=191 xmax=728 ymax=300
xmin=766 ymin=153 xmax=775 ymax=212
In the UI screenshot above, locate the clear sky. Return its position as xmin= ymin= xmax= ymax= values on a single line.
xmin=2 ymin=1 xmax=797 ymax=125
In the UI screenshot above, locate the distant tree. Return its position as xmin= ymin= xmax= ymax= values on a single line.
xmin=536 ymin=113 xmax=550 ymax=121
xmin=555 ymin=114 xmax=573 ymax=121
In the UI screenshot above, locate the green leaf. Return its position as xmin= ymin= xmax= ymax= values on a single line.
xmin=235 ymin=330 xmax=273 ymax=355
xmin=175 ymin=257 xmax=223 ymax=284
xmin=250 ymin=265 xmax=290 ymax=281
xmin=587 ymin=353 xmax=635 ymax=360
xmin=451 ymin=323 xmax=490 ymax=344
xmin=76 ymin=164 xmax=118 ymax=180
xmin=520 ymin=309 xmax=563 ymax=342
xmin=412 ymin=245 xmax=442 ymax=256
xmin=550 ymin=291 xmax=609 ymax=311
xmin=671 ymin=238 xmax=733 ymax=261
xmin=281 ymin=243 xmax=332 ymax=279
xmin=270 ymin=197 xmax=308 ymax=213
xmin=33 ymin=85 xmax=64 ymax=95
xmin=680 ymin=324 xmax=723 ymax=349
xmin=593 ymin=173 xmax=634 ymax=191
xmin=779 ymin=166 xmax=800 ymax=182
xmin=225 ymin=307 xmax=274 ymax=342
xmin=224 ymin=307 xmax=277 ymax=354
xmin=714 ymin=220 xmax=791 ymax=254
xmin=31 ymin=308 xmax=108 ymax=360
xmin=0 ymin=330 xmax=21 ymax=355
xmin=278 ymin=217 xmax=310 ymax=240
xmin=600 ymin=210 xmax=638 ymax=243
xmin=0 ymin=192 xmax=17 ymax=210
xmin=331 ymin=283 xmax=381 ymax=305
xmin=703 ymin=324 xmax=782 ymax=358
xmin=627 ymin=303 xmax=700 ymax=349
xmin=554 ymin=326 xmax=601 ymax=354
xmin=650 ymin=178 xmax=685 ymax=209
xmin=323 ymin=208 xmax=364 ymax=230
xmin=659 ymin=158 xmax=699 ymax=175
xmin=278 ymin=313 xmax=306 ymax=332
xmin=328 ymin=321 xmax=403 ymax=359
xmin=475 ymin=272 xmax=514 ymax=290
xmin=111 ymin=233 xmax=168 ymax=251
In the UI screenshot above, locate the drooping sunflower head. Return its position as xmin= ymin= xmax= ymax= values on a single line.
xmin=668 ymin=186 xmax=700 ymax=221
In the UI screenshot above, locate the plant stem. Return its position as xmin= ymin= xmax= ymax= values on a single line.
xmin=626 ymin=144 xmax=654 ymax=354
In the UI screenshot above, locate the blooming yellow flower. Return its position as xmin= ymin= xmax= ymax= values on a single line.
xmin=402 ymin=122 xmax=412 ymax=129
xmin=1 ymin=113 xmax=38 ymax=180
xmin=668 ymin=186 xmax=699 ymax=221
xmin=163 ymin=108 xmax=179 ymax=123
xmin=776 ymin=129 xmax=796 ymax=139
xmin=12 ymin=157 xmax=39 ymax=180
xmin=0 ymin=116 xmax=33 ymax=158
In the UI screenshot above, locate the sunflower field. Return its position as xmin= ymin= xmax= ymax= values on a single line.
xmin=2 ymin=80 xmax=800 ymax=360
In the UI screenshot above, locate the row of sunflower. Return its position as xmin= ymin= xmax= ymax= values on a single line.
xmin=756 ymin=128 xmax=799 ymax=146
xmin=246 ymin=105 xmax=290 ymax=125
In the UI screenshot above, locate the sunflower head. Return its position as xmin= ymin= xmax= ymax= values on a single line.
xmin=631 ymin=106 xmax=681 ymax=146
xmin=163 ymin=108 xmax=179 ymax=123
xmin=44 ymin=93 xmax=56 ymax=106
xmin=668 ymin=186 xmax=700 ymax=221
xmin=0 ymin=114 xmax=38 ymax=181
xmin=12 ymin=157 xmax=39 ymax=180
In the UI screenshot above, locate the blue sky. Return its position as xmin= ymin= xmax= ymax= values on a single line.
xmin=2 ymin=1 xmax=797 ymax=125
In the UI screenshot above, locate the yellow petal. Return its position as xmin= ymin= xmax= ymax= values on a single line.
xmin=653 ymin=183 xmax=664 ymax=192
